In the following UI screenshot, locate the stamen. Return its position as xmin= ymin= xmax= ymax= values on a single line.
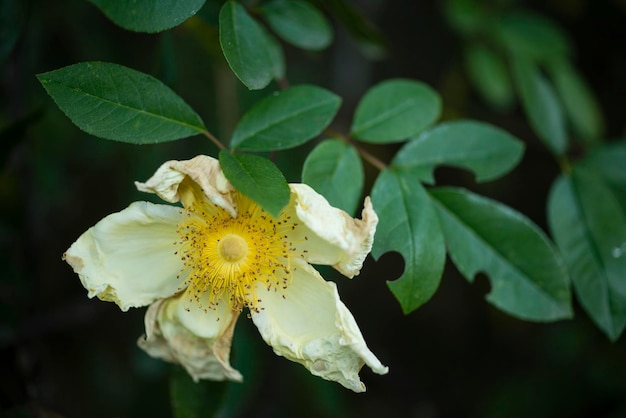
xmin=175 ymin=192 xmax=302 ymax=312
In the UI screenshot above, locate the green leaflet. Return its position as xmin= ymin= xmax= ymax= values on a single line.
xmin=548 ymin=59 xmax=604 ymax=144
xmin=495 ymin=11 xmax=571 ymax=62
xmin=392 ymin=120 xmax=524 ymax=184
xmin=219 ymin=151 xmax=290 ymax=218
xmin=170 ymin=367 xmax=227 ymax=418
xmin=511 ymin=54 xmax=568 ymax=156
xmin=37 ymin=62 xmax=206 ymax=144
xmin=230 ymin=85 xmax=341 ymax=151
xmin=465 ymin=44 xmax=514 ymax=110
xmin=548 ymin=166 xmax=626 ymax=340
xmin=301 ymin=139 xmax=364 ymax=215
xmin=431 ymin=187 xmax=572 ymax=321
xmin=219 ymin=1 xmax=273 ymax=90
xmin=260 ymin=0 xmax=333 ymax=51
xmin=262 ymin=28 xmax=287 ymax=81
xmin=371 ymin=169 xmax=446 ymax=313
xmin=351 ymin=79 xmax=441 ymax=143
xmin=583 ymin=140 xmax=626 ymax=211
xmin=88 ymin=0 xmax=206 ymax=33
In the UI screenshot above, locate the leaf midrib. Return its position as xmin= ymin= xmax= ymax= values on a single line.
xmin=47 ymin=79 xmax=205 ymax=133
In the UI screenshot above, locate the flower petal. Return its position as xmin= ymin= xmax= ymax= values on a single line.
xmin=251 ymin=259 xmax=388 ymax=392
xmin=63 ymin=202 xmax=184 ymax=311
xmin=135 ymin=155 xmax=237 ymax=217
xmin=138 ymin=292 xmax=243 ymax=382
xmin=287 ymin=184 xmax=378 ymax=277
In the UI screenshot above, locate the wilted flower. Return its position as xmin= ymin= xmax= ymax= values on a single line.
xmin=63 ymin=155 xmax=388 ymax=392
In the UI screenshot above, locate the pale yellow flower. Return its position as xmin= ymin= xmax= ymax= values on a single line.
xmin=63 ymin=155 xmax=388 ymax=392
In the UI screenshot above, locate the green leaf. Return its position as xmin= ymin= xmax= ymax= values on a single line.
xmin=170 ymin=366 xmax=227 ymax=418
xmin=351 ymin=79 xmax=441 ymax=143
xmin=392 ymin=120 xmax=524 ymax=184
xmin=371 ymin=169 xmax=446 ymax=313
xmin=495 ymin=12 xmax=571 ymax=62
xmin=260 ymin=0 xmax=333 ymax=51
xmin=88 ymin=0 xmax=206 ymax=33
xmin=219 ymin=151 xmax=290 ymax=217
xmin=230 ymin=85 xmax=341 ymax=151
xmin=443 ymin=0 xmax=489 ymax=35
xmin=322 ymin=0 xmax=386 ymax=59
xmin=548 ymin=59 xmax=604 ymax=144
xmin=262 ymin=28 xmax=286 ymax=81
xmin=548 ymin=167 xmax=626 ymax=340
xmin=584 ymin=141 xmax=626 ymax=210
xmin=511 ymin=55 xmax=568 ymax=156
xmin=37 ymin=62 xmax=206 ymax=144
xmin=219 ymin=1 xmax=273 ymax=90
xmin=465 ymin=44 xmax=514 ymax=110
xmin=431 ymin=187 xmax=572 ymax=321
xmin=301 ymin=139 xmax=364 ymax=215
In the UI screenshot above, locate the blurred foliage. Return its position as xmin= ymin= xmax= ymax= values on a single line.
xmin=1 ymin=0 xmax=626 ymax=417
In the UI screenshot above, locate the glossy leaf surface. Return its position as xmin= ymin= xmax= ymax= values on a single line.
xmin=37 ymin=62 xmax=205 ymax=143
xmin=89 ymin=0 xmax=206 ymax=32
xmin=219 ymin=151 xmax=290 ymax=218
xmin=219 ymin=1 xmax=272 ymax=90
xmin=351 ymin=79 xmax=441 ymax=143
xmin=230 ymin=85 xmax=340 ymax=151
xmin=548 ymin=167 xmax=626 ymax=340
xmin=371 ymin=169 xmax=446 ymax=313
xmin=260 ymin=0 xmax=333 ymax=50
xmin=431 ymin=187 xmax=572 ymax=321
xmin=301 ymin=139 xmax=364 ymax=215
xmin=392 ymin=120 xmax=524 ymax=184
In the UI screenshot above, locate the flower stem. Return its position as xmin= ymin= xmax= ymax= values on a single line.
xmin=324 ymin=129 xmax=387 ymax=171
xmin=204 ymin=130 xmax=227 ymax=150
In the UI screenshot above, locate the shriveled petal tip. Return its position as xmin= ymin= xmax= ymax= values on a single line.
xmin=138 ymin=294 xmax=243 ymax=382
xmin=63 ymin=202 xmax=184 ymax=311
xmin=135 ymin=155 xmax=237 ymax=217
xmin=288 ymin=184 xmax=378 ymax=278
xmin=251 ymin=260 xmax=388 ymax=393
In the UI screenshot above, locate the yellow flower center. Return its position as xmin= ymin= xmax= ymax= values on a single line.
xmin=176 ymin=191 xmax=305 ymax=313
xmin=218 ymin=234 xmax=248 ymax=262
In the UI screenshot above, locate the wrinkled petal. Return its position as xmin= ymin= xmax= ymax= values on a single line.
xmin=63 ymin=202 xmax=184 ymax=311
xmin=135 ymin=155 xmax=237 ymax=217
xmin=251 ymin=258 xmax=388 ymax=393
xmin=138 ymin=292 xmax=242 ymax=382
xmin=287 ymin=184 xmax=378 ymax=278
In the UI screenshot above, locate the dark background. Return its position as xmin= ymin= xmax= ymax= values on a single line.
xmin=1 ymin=0 xmax=625 ymax=417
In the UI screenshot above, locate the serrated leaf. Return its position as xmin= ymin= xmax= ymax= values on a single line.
xmin=465 ymin=44 xmax=514 ymax=110
xmin=170 ymin=366 xmax=227 ymax=418
xmin=89 ymin=0 xmax=206 ymax=33
xmin=219 ymin=151 xmax=290 ymax=217
xmin=548 ymin=167 xmax=626 ymax=340
xmin=430 ymin=187 xmax=572 ymax=321
xmin=495 ymin=12 xmax=571 ymax=61
xmin=230 ymin=85 xmax=340 ymax=151
xmin=392 ymin=120 xmax=524 ymax=184
xmin=371 ymin=169 xmax=446 ymax=313
xmin=548 ymin=59 xmax=604 ymax=144
xmin=351 ymin=79 xmax=441 ymax=143
xmin=37 ymin=62 xmax=206 ymax=144
xmin=219 ymin=1 xmax=272 ymax=90
xmin=512 ymin=55 xmax=567 ymax=156
xmin=260 ymin=0 xmax=333 ymax=51
xmin=301 ymin=139 xmax=363 ymax=215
